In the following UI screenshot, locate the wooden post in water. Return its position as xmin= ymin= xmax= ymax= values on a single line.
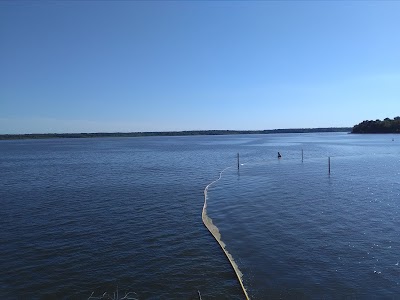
xmin=237 ymin=153 xmax=240 ymax=170
xmin=302 ymin=149 xmax=304 ymax=162
xmin=328 ymin=156 xmax=331 ymax=175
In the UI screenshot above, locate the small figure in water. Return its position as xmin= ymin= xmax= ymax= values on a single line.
xmin=278 ymin=152 xmax=282 ymax=159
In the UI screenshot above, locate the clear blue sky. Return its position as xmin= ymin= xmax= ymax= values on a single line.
xmin=1 ymin=1 xmax=400 ymax=134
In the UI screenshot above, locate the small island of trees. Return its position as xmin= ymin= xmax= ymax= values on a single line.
xmin=352 ymin=117 xmax=400 ymax=133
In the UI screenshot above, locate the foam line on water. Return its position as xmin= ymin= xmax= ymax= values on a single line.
xmin=202 ymin=166 xmax=250 ymax=300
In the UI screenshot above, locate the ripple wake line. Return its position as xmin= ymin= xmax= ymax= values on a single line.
xmin=202 ymin=167 xmax=250 ymax=300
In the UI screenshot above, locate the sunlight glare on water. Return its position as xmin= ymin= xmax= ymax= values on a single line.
xmin=1 ymin=133 xmax=400 ymax=299
xmin=207 ymin=134 xmax=400 ymax=298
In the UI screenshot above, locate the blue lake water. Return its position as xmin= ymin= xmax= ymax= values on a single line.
xmin=1 ymin=133 xmax=399 ymax=299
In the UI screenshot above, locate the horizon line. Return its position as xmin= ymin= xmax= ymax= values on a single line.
xmin=0 ymin=127 xmax=352 ymax=138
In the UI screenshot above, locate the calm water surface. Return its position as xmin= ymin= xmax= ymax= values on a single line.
xmin=1 ymin=133 xmax=399 ymax=299
xmin=208 ymin=133 xmax=400 ymax=299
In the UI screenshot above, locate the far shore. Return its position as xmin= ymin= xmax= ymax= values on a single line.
xmin=0 ymin=128 xmax=352 ymax=140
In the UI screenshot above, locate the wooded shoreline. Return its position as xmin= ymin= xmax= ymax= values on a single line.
xmin=0 ymin=128 xmax=351 ymax=140
xmin=352 ymin=117 xmax=400 ymax=134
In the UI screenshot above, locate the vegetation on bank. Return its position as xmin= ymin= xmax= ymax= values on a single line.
xmin=352 ymin=117 xmax=400 ymax=133
xmin=0 ymin=128 xmax=351 ymax=140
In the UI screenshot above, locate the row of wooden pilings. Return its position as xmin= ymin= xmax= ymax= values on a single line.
xmin=237 ymin=150 xmax=332 ymax=175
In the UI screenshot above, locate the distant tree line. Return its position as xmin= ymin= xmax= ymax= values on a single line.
xmin=0 ymin=127 xmax=352 ymax=140
xmin=352 ymin=117 xmax=400 ymax=133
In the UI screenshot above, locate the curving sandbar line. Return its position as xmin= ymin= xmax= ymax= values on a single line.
xmin=202 ymin=167 xmax=250 ymax=300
